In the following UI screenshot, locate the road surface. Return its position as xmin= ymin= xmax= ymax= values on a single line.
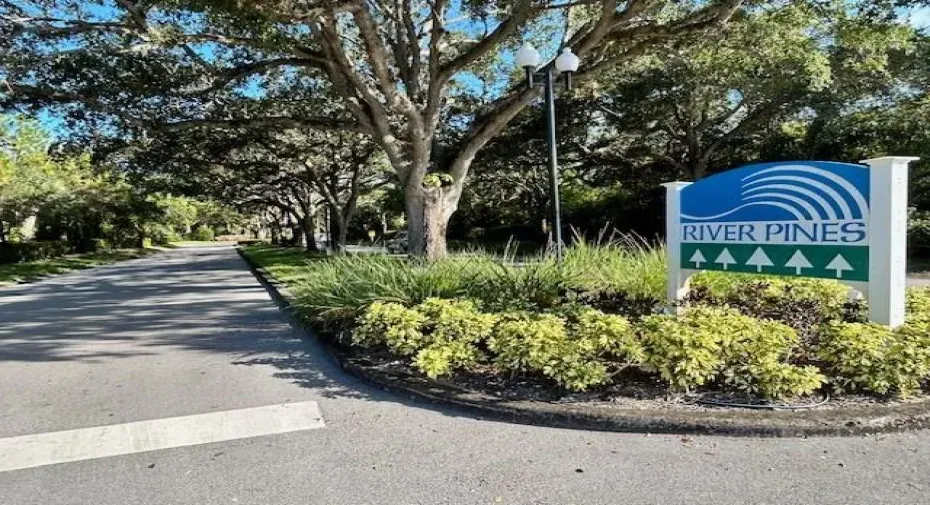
xmin=1 ymin=246 xmax=929 ymax=504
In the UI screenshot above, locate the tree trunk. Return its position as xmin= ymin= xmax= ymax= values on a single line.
xmin=270 ymin=223 xmax=281 ymax=244
xmin=689 ymin=156 xmax=709 ymax=180
xmin=331 ymin=213 xmax=348 ymax=253
xmin=290 ymin=223 xmax=304 ymax=247
xmin=302 ymin=212 xmax=318 ymax=252
xmin=406 ymin=185 xmax=459 ymax=260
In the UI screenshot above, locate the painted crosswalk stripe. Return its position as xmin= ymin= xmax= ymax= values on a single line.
xmin=0 ymin=401 xmax=325 ymax=473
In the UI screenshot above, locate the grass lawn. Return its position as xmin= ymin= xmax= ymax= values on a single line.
xmin=241 ymin=244 xmax=325 ymax=284
xmin=0 ymin=248 xmax=159 ymax=285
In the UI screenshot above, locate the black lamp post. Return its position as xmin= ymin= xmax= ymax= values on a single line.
xmin=516 ymin=43 xmax=580 ymax=262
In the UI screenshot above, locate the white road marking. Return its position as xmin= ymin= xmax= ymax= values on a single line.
xmin=0 ymin=401 xmax=324 ymax=473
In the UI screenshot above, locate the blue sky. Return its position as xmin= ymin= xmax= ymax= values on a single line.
xmin=910 ymin=7 xmax=930 ymax=29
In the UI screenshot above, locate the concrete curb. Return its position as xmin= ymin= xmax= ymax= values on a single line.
xmin=237 ymin=247 xmax=930 ymax=437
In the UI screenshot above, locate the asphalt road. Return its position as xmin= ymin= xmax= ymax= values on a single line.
xmin=1 ymin=246 xmax=929 ymax=505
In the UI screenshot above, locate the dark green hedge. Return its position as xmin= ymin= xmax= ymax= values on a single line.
xmin=0 ymin=241 xmax=72 ymax=264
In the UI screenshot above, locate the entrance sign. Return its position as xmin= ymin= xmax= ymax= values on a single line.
xmin=664 ymin=157 xmax=917 ymax=327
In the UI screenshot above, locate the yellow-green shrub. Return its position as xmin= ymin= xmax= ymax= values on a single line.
xmin=487 ymin=312 xmax=617 ymax=391
xmin=414 ymin=341 xmax=483 ymax=379
xmin=818 ymin=321 xmax=930 ymax=397
xmin=572 ymin=308 xmax=644 ymax=363
xmin=353 ymin=301 xmax=427 ymax=354
xmin=407 ymin=298 xmax=495 ymax=379
xmin=489 ymin=313 xmax=569 ymax=372
xmin=417 ymin=298 xmax=497 ymax=344
xmin=721 ymin=318 xmax=824 ymax=399
xmin=639 ymin=308 xmax=732 ymax=392
xmin=640 ymin=307 xmax=823 ymax=398
xmin=906 ymin=288 xmax=930 ymax=322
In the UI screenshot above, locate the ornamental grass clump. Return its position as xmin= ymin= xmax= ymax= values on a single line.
xmin=562 ymin=233 xmax=667 ymax=302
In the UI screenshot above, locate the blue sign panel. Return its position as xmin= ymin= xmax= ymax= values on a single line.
xmin=678 ymin=161 xmax=871 ymax=281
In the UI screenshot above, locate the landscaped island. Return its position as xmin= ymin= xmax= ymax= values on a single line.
xmin=243 ymin=242 xmax=930 ymax=407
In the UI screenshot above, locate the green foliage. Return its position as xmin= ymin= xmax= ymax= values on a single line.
xmin=0 ymin=116 xmax=239 ymax=251
xmin=251 ymin=245 xmax=927 ymax=400
xmin=475 ymin=259 xmax=567 ymax=311
xmin=818 ymin=321 xmax=930 ymax=397
xmin=640 ymin=307 xmax=824 ymax=398
xmin=422 ymin=173 xmax=454 ymax=188
xmin=354 ymin=298 xmax=492 ymax=378
xmin=907 ymin=288 xmax=930 ymax=320
xmin=721 ymin=318 xmax=825 ymax=399
xmin=908 ymin=209 xmax=930 ymax=253
xmin=691 ymin=272 xmax=849 ymax=312
xmin=572 ymin=308 xmax=644 ymax=364
xmin=417 ymin=298 xmax=497 ymax=345
xmin=190 ymin=225 xmax=216 ymax=242
xmin=353 ymin=301 xmax=426 ymax=354
xmin=414 ymin=341 xmax=482 ymax=380
xmin=489 ymin=312 xmax=612 ymax=391
xmin=489 ymin=313 xmax=569 ymax=372
xmin=562 ymin=234 xmax=667 ymax=302
xmin=0 ymin=240 xmax=70 ymax=264
xmin=639 ymin=308 xmax=732 ymax=392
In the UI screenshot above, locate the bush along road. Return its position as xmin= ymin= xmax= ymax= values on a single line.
xmin=240 ymin=243 xmax=930 ymax=436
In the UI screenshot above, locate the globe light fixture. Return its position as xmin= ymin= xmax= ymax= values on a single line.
xmin=516 ymin=43 xmax=541 ymax=86
xmin=515 ymin=42 xmax=541 ymax=68
xmin=554 ymin=48 xmax=580 ymax=90
xmin=515 ymin=44 xmax=582 ymax=261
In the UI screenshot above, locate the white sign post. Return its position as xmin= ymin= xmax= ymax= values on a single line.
xmin=664 ymin=157 xmax=917 ymax=328
xmin=861 ymin=157 xmax=916 ymax=327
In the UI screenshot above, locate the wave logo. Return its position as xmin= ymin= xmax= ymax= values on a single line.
xmin=681 ymin=163 xmax=870 ymax=223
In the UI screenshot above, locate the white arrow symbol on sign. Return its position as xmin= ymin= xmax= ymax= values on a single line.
xmin=745 ymin=247 xmax=774 ymax=273
xmin=715 ymin=248 xmax=736 ymax=270
xmin=689 ymin=249 xmax=706 ymax=268
xmin=784 ymin=250 xmax=813 ymax=275
xmin=826 ymin=254 xmax=854 ymax=278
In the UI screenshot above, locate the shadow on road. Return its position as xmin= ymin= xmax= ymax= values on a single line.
xmin=0 ymin=247 xmax=382 ymax=403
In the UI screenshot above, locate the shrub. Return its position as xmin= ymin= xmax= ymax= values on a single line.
xmin=818 ymin=321 xmax=930 ymax=397
xmin=906 ymin=288 xmax=930 ymax=321
xmin=908 ymin=208 xmax=930 ymax=254
xmin=562 ymin=234 xmax=667 ymax=301
xmin=0 ymin=241 xmax=71 ymax=264
xmin=639 ymin=306 xmax=823 ymax=398
xmin=687 ymin=273 xmax=862 ymax=348
xmin=414 ymin=341 xmax=482 ymax=379
xmin=721 ymin=318 xmax=824 ymax=399
xmin=691 ymin=272 xmax=849 ymax=313
xmin=489 ymin=313 xmax=569 ymax=372
xmin=487 ymin=312 xmax=612 ymax=391
xmin=90 ymin=238 xmax=112 ymax=252
xmin=572 ymin=308 xmax=644 ymax=363
xmin=417 ymin=298 xmax=497 ymax=344
xmin=353 ymin=301 xmax=427 ymax=354
xmin=639 ymin=308 xmax=733 ymax=392
xmin=542 ymin=356 xmax=609 ymax=392
xmin=471 ymin=260 xmax=567 ymax=311
xmin=190 ymin=226 xmax=215 ymax=242
xmin=354 ymin=298 xmax=493 ymax=379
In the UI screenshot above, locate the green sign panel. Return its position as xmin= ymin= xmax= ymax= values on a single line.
xmin=680 ymin=243 xmax=869 ymax=282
